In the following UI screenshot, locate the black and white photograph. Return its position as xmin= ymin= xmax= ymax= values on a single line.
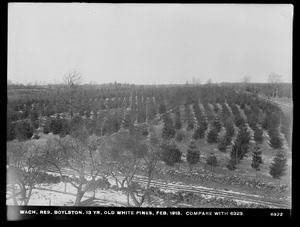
xmin=6 ymin=3 xmax=293 ymax=221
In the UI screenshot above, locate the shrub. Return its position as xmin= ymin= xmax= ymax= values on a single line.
xmin=95 ymin=177 xmax=111 ymax=189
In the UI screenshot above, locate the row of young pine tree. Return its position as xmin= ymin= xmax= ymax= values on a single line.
xmin=159 ymin=99 xmax=287 ymax=151
xmin=158 ymin=135 xmax=287 ymax=180
xmin=157 ymin=100 xmax=288 ymax=179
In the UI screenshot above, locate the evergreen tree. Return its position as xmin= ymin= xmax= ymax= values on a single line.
xmin=221 ymin=103 xmax=232 ymax=123
xmin=14 ymin=120 xmax=34 ymax=140
xmin=213 ymin=103 xmax=219 ymax=114
xmin=175 ymin=129 xmax=186 ymax=142
xmin=188 ymin=107 xmax=198 ymax=131
xmin=280 ymin=114 xmax=292 ymax=148
xmin=218 ymin=136 xmax=228 ymax=152
xmin=262 ymin=111 xmax=280 ymax=131
xmin=136 ymin=100 xmax=147 ymax=123
xmin=162 ymin=125 xmax=176 ymax=140
xmin=185 ymin=103 xmax=196 ymax=131
xmin=58 ymin=118 xmax=70 ymax=137
xmin=212 ymin=117 xmax=222 ymax=133
xmin=121 ymin=108 xmax=135 ymax=131
xmin=43 ymin=120 xmax=50 ymax=134
xmin=206 ymin=128 xmax=219 ymax=144
xmin=30 ymin=108 xmax=40 ymax=129
xmin=162 ymin=112 xmax=173 ymax=126
xmin=186 ymin=140 xmax=200 ymax=170
xmin=159 ymin=102 xmax=167 ymax=114
xmin=224 ymin=134 xmax=233 ymax=146
xmin=193 ymin=124 xmax=206 ymax=140
xmin=225 ymin=121 xmax=235 ymax=138
xmin=235 ymin=115 xmax=246 ymax=128
xmin=174 ymin=110 xmax=182 ymax=130
xmin=203 ymin=102 xmax=214 ymax=122
xmin=147 ymin=97 xmax=157 ymax=121
xmin=269 ymin=150 xmax=287 ymax=179
xmin=162 ymin=113 xmax=176 ymax=140
xmin=251 ymin=144 xmax=263 ymax=171
xmin=269 ymin=135 xmax=284 ymax=150
xmin=48 ymin=117 xmax=70 ymax=137
xmin=254 ymin=126 xmax=264 ymax=144
xmin=268 ymin=128 xmax=283 ymax=150
xmin=200 ymin=118 xmax=208 ymax=132
xmin=160 ymin=142 xmax=182 ymax=166
xmin=247 ymin=112 xmax=257 ymax=130
xmin=229 ymin=124 xmax=251 ymax=163
xmin=192 ymin=101 xmax=202 ymax=123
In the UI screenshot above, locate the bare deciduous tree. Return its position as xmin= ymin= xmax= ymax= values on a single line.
xmin=59 ymin=70 xmax=83 ymax=121
xmin=105 ymin=125 xmax=161 ymax=207
xmin=268 ymin=73 xmax=283 ymax=98
xmin=45 ymin=127 xmax=106 ymax=206
xmin=7 ymin=141 xmax=45 ymax=205
xmin=268 ymin=72 xmax=282 ymax=84
xmin=64 ymin=70 xmax=83 ymax=87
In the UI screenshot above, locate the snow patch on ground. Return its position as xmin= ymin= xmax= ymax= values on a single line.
xmin=6 ymin=182 xmax=130 ymax=206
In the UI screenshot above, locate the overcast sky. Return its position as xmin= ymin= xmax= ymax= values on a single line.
xmin=8 ymin=3 xmax=293 ymax=85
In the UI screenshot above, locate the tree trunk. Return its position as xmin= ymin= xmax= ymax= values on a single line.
xmin=145 ymin=171 xmax=153 ymax=204
xmin=74 ymin=190 xmax=84 ymax=206
xmin=128 ymin=189 xmax=141 ymax=207
xmin=25 ymin=187 xmax=33 ymax=205
xmin=11 ymin=182 xmax=19 ymax=205
xmin=19 ymin=182 xmax=26 ymax=205
xmin=74 ymin=181 xmax=85 ymax=206
xmin=91 ymin=176 xmax=96 ymax=198
xmin=127 ymin=190 xmax=130 ymax=207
